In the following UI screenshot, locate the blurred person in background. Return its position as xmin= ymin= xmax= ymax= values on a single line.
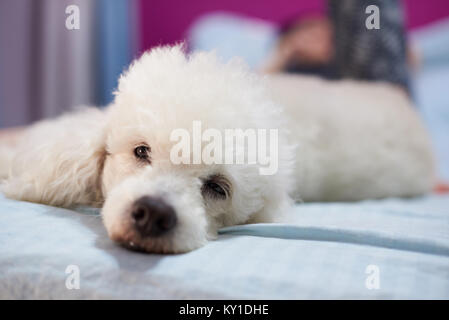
xmin=262 ymin=0 xmax=411 ymax=93
xmin=259 ymin=0 xmax=449 ymax=191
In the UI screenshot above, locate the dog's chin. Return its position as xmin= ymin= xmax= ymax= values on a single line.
xmin=107 ymin=225 xmax=209 ymax=254
xmin=109 ymin=230 xmax=169 ymax=254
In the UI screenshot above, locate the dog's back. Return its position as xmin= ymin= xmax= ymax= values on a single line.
xmin=268 ymin=74 xmax=435 ymax=201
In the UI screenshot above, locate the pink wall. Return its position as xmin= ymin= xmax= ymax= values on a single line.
xmin=139 ymin=0 xmax=325 ymax=51
xmin=403 ymin=0 xmax=449 ymax=28
xmin=139 ymin=0 xmax=449 ymax=51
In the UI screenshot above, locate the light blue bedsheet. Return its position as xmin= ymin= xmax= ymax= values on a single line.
xmin=0 ymin=192 xmax=448 ymax=299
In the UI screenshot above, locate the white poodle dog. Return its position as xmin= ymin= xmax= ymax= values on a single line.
xmin=0 ymin=46 xmax=434 ymax=253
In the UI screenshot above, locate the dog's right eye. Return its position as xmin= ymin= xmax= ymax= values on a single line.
xmin=134 ymin=145 xmax=150 ymax=161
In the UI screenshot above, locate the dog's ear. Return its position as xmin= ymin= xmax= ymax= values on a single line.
xmin=1 ymin=107 xmax=107 ymax=207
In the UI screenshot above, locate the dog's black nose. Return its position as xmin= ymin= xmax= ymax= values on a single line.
xmin=131 ymin=196 xmax=177 ymax=237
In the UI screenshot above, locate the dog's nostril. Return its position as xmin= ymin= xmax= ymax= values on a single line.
xmin=131 ymin=196 xmax=177 ymax=237
xmin=156 ymin=211 xmax=176 ymax=231
xmin=131 ymin=206 xmax=149 ymax=226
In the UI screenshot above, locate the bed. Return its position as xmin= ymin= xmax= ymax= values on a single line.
xmin=0 ymin=193 xmax=448 ymax=299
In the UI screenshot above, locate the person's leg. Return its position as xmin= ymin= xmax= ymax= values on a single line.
xmin=329 ymin=0 xmax=409 ymax=91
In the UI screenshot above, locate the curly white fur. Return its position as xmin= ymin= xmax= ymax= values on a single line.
xmin=0 ymin=45 xmax=435 ymax=253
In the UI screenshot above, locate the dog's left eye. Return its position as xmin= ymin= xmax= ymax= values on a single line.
xmin=202 ymin=176 xmax=229 ymax=200
xmin=134 ymin=145 xmax=150 ymax=161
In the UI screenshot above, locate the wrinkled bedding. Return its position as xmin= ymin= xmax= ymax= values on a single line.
xmin=0 ymin=193 xmax=448 ymax=299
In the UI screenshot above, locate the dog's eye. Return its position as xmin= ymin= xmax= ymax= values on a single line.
xmin=203 ymin=181 xmax=226 ymax=199
xmin=134 ymin=145 xmax=150 ymax=160
xmin=202 ymin=179 xmax=228 ymax=200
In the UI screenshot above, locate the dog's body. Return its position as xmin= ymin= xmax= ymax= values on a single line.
xmin=0 ymin=46 xmax=434 ymax=253
xmin=270 ymin=74 xmax=434 ymax=201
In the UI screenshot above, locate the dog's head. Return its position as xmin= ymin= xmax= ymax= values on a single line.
xmin=3 ymin=46 xmax=295 ymax=253
xmin=99 ymin=46 xmax=295 ymax=253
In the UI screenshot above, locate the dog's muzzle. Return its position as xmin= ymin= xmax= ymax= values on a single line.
xmin=131 ymin=196 xmax=177 ymax=238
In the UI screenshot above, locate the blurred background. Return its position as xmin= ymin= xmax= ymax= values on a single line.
xmin=0 ymin=0 xmax=448 ymax=179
